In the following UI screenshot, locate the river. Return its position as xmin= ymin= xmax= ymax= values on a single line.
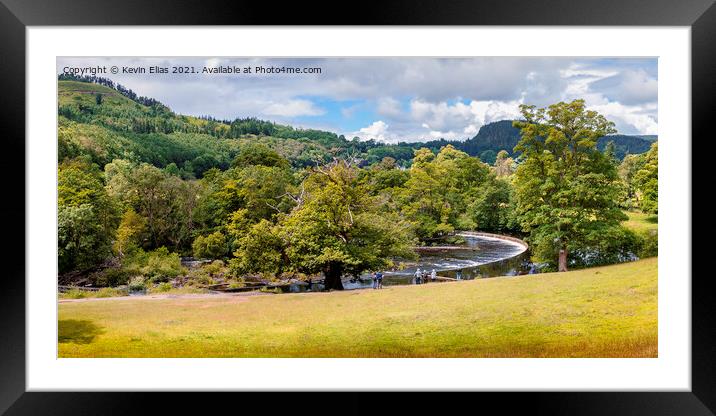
xmin=287 ymin=233 xmax=534 ymax=292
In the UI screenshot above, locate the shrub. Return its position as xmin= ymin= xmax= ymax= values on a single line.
xmin=128 ymin=276 xmax=146 ymax=291
xmin=192 ymin=271 xmax=213 ymax=285
xmin=228 ymin=281 xmax=245 ymax=289
xmin=95 ymin=287 xmax=127 ymax=298
xmin=94 ymin=267 xmax=131 ymax=287
xmin=192 ymin=232 xmax=228 ymax=259
xmin=203 ymin=260 xmax=225 ymax=276
xmin=444 ymin=235 xmax=466 ymax=245
xmin=61 ymin=288 xmax=87 ymax=299
xmin=122 ymin=247 xmax=184 ymax=283
xmin=151 ymin=282 xmax=173 ymax=293
xmin=637 ymin=229 xmax=658 ymax=258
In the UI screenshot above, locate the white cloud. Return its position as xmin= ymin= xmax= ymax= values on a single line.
xmin=589 ymin=102 xmax=658 ymax=135
xmin=262 ymin=99 xmax=325 ymax=117
xmin=468 ymin=100 xmax=523 ymax=125
xmin=357 ymin=120 xmax=390 ymax=142
xmin=589 ymin=69 xmax=658 ymax=105
xmin=376 ymin=97 xmax=403 ymax=118
xmin=400 ymin=99 xmax=522 ymax=141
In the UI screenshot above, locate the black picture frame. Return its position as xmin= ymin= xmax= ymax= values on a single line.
xmin=1 ymin=0 xmax=711 ymax=414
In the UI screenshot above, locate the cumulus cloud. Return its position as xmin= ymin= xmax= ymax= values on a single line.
xmin=356 ymin=121 xmax=390 ymax=142
xmin=589 ymin=69 xmax=658 ymax=105
xmin=376 ymin=97 xmax=404 ymax=118
xmin=589 ymin=102 xmax=658 ymax=135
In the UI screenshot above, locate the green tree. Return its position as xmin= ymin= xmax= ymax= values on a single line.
xmin=399 ymin=145 xmax=491 ymax=238
xmin=232 ymin=143 xmax=290 ymax=170
xmin=58 ymin=158 xmax=119 ymax=272
xmin=106 ymin=161 xmax=200 ymax=250
xmin=229 ymin=220 xmax=286 ymax=278
xmin=58 ymin=205 xmax=109 ymax=273
xmin=603 ymin=140 xmax=618 ymax=165
xmin=113 ymin=209 xmax=146 ymax=256
xmin=513 ymin=100 xmax=627 ymax=271
xmin=634 ymin=142 xmax=658 ymax=214
xmin=479 ymin=149 xmax=497 ymax=165
xmin=618 ymin=153 xmax=646 ymax=210
xmin=468 ymin=176 xmax=513 ymax=231
xmin=274 ymin=160 xmax=415 ymax=289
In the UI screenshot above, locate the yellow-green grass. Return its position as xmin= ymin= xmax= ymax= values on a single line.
xmin=623 ymin=211 xmax=658 ymax=233
xmin=58 ymin=258 xmax=657 ymax=358
xmin=58 ymin=286 xmax=210 ymax=300
xmin=146 ymin=286 xmax=210 ymax=295
xmin=59 ymin=287 xmax=128 ymax=299
xmin=58 ymin=80 xmax=134 ymax=108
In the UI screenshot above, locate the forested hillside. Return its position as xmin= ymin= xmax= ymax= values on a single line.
xmin=58 ymin=77 xmax=654 ymax=173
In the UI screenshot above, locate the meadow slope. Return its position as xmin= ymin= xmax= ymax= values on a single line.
xmin=58 ymin=258 xmax=657 ymax=358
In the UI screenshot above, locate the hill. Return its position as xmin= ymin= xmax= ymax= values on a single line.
xmin=58 ymin=79 xmax=356 ymax=176
xmin=457 ymin=120 xmax=655 ymax=161
xmin=638 ymin=135 xmax=658 ymax=142
xmin=58 ymin=77 xmax=655 ymax=174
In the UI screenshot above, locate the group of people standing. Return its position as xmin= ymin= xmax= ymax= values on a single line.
xmin=372 ymin=271 xmax=384 ymax=289
xmin=413 ymin=268 xmax=437 ymax=284
xmin=371 ymin=267 xmax=441 ymax=289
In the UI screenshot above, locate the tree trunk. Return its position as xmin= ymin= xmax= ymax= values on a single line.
xmin=558 ymin=248 xmax=568 ymax=272
xmin=323 ymin=263 xmax=345 ymax=290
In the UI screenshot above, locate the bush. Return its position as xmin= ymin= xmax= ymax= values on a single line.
xmin=151 ymin=282 xmax=173 ymax=293
xmin=444 ymin=235 xmax=466 ymax=245
xmin=192 ymin=232 xmax=228 ymax=259
xmin=637 ymin=229 xmax=658 ymax=258
xmin=94 ymin=267 xmax=131 ymax=287
xmin=228 ymin=281 xmax=245 ymax=289
xmin=122 ymin=247 xmax=184 ymax=283
xmin=61 ymin=289 xmax=87 ymax=299
xmin=203 ymin=260 xmax=225 ymax=275
xmin=189 ymin=269 xmax=213 ymax=285
xmin=128 ymin=276 xmax=146 ymax=291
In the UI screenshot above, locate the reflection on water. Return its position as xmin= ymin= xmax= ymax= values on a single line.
xmin=287 ymin=234 xmax=534 ymax=292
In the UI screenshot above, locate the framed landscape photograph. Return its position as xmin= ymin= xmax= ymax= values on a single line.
xmin=2 ymin=0 xmax=713 ymax=414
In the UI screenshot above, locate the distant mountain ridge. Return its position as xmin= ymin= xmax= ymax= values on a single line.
xmin=454 ymin=120 xmax=655 ymax=160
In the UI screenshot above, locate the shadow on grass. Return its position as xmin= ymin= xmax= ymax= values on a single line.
xmin=645 ymin=215 xmax=658 ymax=224
xmin=58 ymin=319 xmax=104 ymax=344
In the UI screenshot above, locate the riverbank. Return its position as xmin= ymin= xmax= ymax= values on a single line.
xmin=59 ymin=257 xmax=657 ymax=358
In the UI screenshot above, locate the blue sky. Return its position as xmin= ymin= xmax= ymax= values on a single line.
xmin=57 ymin=57 xmax=658 ymax=143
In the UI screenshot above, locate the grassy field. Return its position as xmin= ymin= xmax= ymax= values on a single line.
xmin=58 ymin=258 xmax=657 ymax=358
xmin=623 ymin=211 xmax=658 ymax=233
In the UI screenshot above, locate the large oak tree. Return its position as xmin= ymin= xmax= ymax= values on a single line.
xmin=513 ymin=100 xmax=627 ymax=271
